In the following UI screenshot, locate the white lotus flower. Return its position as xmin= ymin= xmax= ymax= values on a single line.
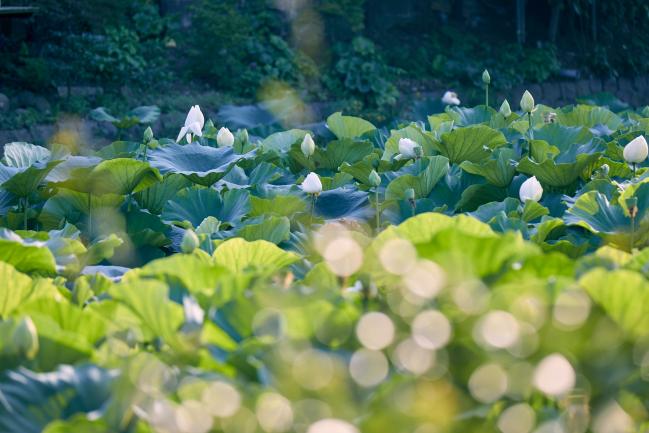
xmin=442 ymin=91 xmax=460 ymax=106
xmin=302 ymin=172 xmax=322 ymax=195
xmin=176 ymin=105 xmax=204 ymax=143
xmin=301 ymin=134 xmax=316 ymax=157
xmin=398 ymin=138 xmax=420 ymax=159
xmin=623 ymin=135 xmax=648 ymax=164
xmin=217 ymin=127 xmax=235 ymax=147
xmin=519 ymin=176 xmax=543 ymax=202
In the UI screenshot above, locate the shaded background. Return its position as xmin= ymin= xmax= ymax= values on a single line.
xmin=1 ymin=0 xmax=649 ymax=143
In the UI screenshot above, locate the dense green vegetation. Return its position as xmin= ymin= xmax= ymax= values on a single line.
xmin=2 ymin=0 xmax=649 ymax=123
xmin=1 ymin=92 xmax=649 ymax=431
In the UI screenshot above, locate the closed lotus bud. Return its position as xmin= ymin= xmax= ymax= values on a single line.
xmin=398 ymin=138 xmax=420 ymax=159
xmin=239 ymin=129 xmax=249 ymax=144
xmin=217 ymin=127 xmax=235 ymax=147
xmin=368 ymin=170 xmax=381 ymax=187
xmin=519 ymin=176 xmax=543 ymax=202
xmin=482 ymin=69 xmax=491 ymax=85
xmin=623 ymin=135 xmax=648 ymax=164
xmin=520 ymin=90 xmax=535 ymax=113
xmin=12 ymin=317 xmax=38 ymax=359
xmin=301 ymin=134 xmax=316 ymax=157
xmin=181 ymin=229 xmax=200 ymax=253
xmin=143 ymin=126 xmax=154 ymax=143
xmin=404 ymin=188 xmax=416 ymax=201
xmin=600 ymin=163 xmax=610 ymax=176
xmin=499 ymin=99 xmax=512 ymax=117
xmin=301 ymin=172 xmax=322 ymax=195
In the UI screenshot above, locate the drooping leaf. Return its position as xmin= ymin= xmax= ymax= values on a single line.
xmin=213 ymin=238 xmax=300 ymax=274
xmin=437 ymin=125 xmax=507 ymax=164
xmin=326 ymin=112 xmax=376 ymax=139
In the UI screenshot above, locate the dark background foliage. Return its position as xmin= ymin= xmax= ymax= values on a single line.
xmin=1 ymin=0 xmax=648 ymax=124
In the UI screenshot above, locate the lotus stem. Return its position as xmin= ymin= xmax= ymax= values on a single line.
xmin=87 ymin=192 xmax=92 ymax=237
xmin=630 ymin=216 xmax=636 ymax=252
xmin=22 ymin=197 xmax=28 ymax=230
xmin=485 ymin=84 xmax=489 ymax=107
xmin=310 ymin=194 xmax=317 ymax=226
xmin=528 ymin=112 xmax=533 ymax=140
xmin=375 ymin=189 xmax=381 ymax=232
xmin=633 ymin=162 xmax=637 ymax=178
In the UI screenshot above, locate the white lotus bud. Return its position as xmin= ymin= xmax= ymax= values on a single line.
xmin=520 ymin=90 xmax=535 ymax=113
xmin=217 ymin=127 xmax=235 ymax=147
xmin=519 ymin=176 xmax=543 ymax=202
xmin=301 ymin=172 xmax=322 ymax=195
xmin=499 ymin=100 xmax=512 ymax=117
xmin=623 ymin=135 xmax=648 ymax=164
xmin=398 ymin=138 xmax=420 ymax=159
xmin=368 ymin=170 xmax=381 ymax=187
xmin=301 ymin=134 xmax=316 ymax=157
xmin=482 ymin=69 xmax=491 ymax=85
xmin=442 ymin=91 xmax=461 ymax=106
xmin=181 ymin=229 xmax=200 ymax=253
xmin=12 ymin=317 xmax=38 ymax=359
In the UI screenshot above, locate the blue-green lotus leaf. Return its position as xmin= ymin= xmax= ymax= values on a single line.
xmin=340 ymin=154 xmax=381 ymax=185
xmin=162 ymin=187 xmax=250 ymax=228
xmin=45 ymin=156 xmax=102 ymax=183
xmin=386 ymin=156 xmax=450 ymax=200
xmin=261 ymin=129 xmax=310 ymax=154
xmin=0 ymin=365 xmax=115 ymax=433
xmin=445 ymin=105 xmax=496 ymax=126
xmin=437 ymin=125 xmax=507 ymax=164
xmin=148 ymin=143 xmax=247 ymax=186
xmin=314 ymin=139 xmax=375 ymax=171
xmin=236 ymin=215 xmax=291 ymax=244
xmin=326 ymin=112 xmax=376 ymax=139
xmin=557 ymin=104 xmax=622 ymax=130
xmin=3 ymin=142 xmax=51 ymax=168
xmin=314 ymin=187 xmax=371 ymax=220
xmin=533 ymin=123 xmax=593 ymax=151
xmin=460 ymin=147 xmax=518 ymax=187
xmin=95 ymin=140 xmax=141 ymax=159
xmin=2 ymin=160 xmax=62 ymax=198
xmin=135 ymin=173 xmax=191 ymax=214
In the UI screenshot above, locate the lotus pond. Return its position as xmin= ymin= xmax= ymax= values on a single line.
xmin=1 ymin=97 xmax=649 ymax=433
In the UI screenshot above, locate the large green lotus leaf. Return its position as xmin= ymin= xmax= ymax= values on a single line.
xmin=0 ymin=262 xmax=58 ymax=317
xmin=213 ymin=238 xmax=300 ymax=274
xmin=340 ymin=153 xmax=381 ymax=185
xmin=162 ymin=187 xmax=250 ymax=228
xmin=445 ymin=105 xmax=496 ymax=126
xmin=237 ymin=216 xmax=291 ymax=244
xmin=148 ymin=143 xmax=244 ymax=186
xmin=123 ymin=253 xmax=232 ymax=298
xmin=134 ymin=173 xmax=191 ymax=214
xmin=460 ymin=147 xmax=517 ymax=187
xmin=437 ymin=125 xmax=507 ymax=164
xmin=517 ymin=152 xmax=602 ymax=187
xmin=45 ymin=156 xmax=101 ymax=183
xmin=565 ymin=191 xmax=628 ymax=234
xmin=109 ymin=279 xmax=186 ymax=350
xmin=382 ymin=124 xmax=438 ymax=160
xmin=16 ymin=298 xmax=107 ymax=369
xmin=2 ymin=160 xmax=62 ymax=197
xmin=0 ymin=365 xmax=114 ymax=433
xmin=43 ymin=417 xmax=112 ymax=433
xmin=386 ymin=156 xmax=450 ymax=200
xmin=454 ymin=183 xmax=508 ymax=212
xmin=326 ymin=112 xmax=376 ymax=139
xmin=416 ymin=229 xmax=539 ymax=280
xmin=533 ymin=123 xmax=593 ymax=151
xmin=261 ymin=129 xmax=309 ymax=153
xmin=580 ymin=268 xmax=649 ymax=338
xmin=557 ymin=104 xmax=622 ymax=130
xmin=470 ymin=197 xmax=521 ymax=223
xmin=313 ymin=139 xmax=374 ymax=170
xmin=88 ymin=158 xmax=161 ymax=195
xmin=95 ymin=140 xmax=140 ymax=159
xmin=0 ymin=230 xmax=57 ymax=275
xmin=250 ymin=195 xmax=306 ymax=217
xmin=2 ymin=142 xmax=51 ymax=168
xmin=39 ymin=188 xmax=124 ymax=230
xmin=314 ymin=187 xmax=371 ymax=220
